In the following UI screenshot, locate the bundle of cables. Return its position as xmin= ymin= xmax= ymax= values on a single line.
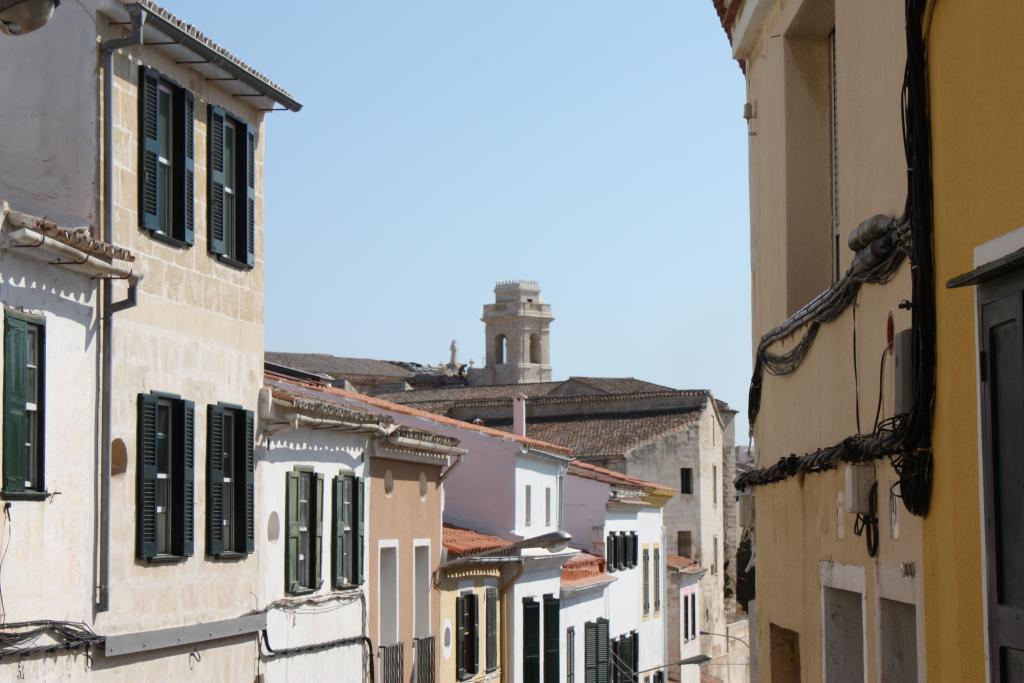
xmin=0 ymin=620 xmax=103 ymax=661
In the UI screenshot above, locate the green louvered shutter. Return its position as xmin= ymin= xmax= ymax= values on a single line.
xmin=523 ymin=598 xmax=541 ymax=683
xmin=207 ymin=105 xmax=227 ymax=256
xmin=355 ymin=477 xmax=366 ymax=584
xmin=180 ymin=90 xmax=195 ymax=245
xmin=456 ymin=595 xmax=466 ymax=678
xmin=206 ymin=405 xmax=225 ymax=556
xmin=543 ymin=595 xmax=560 ymax=683
xmin=485 ymin=586 xmax=498 ymax=672
xmin=584 ymin=622 xmax=597 ymax=683
xmin=180 ymin=400 xmax=195 ymax=557
xmin=138 ymin=66 xmax=161 ymax=231
xmin=631 ymin=632 xmax=639 ymax=683
xmin=137 ymin=393 xmax=159 ymax=559
xmin=469 ymin=593 xmax=480 ymax=673
xmin=244 ymin=125 xmax=256 ymax=267
xmin=243 ymin=410 xmax=255 ymax=553
xmin=313 ymin=472 xmax=324 ymax=588
xmin=596 ymin=618 xmax=609 ymax=683
xmin=286 ymin=470 xmax=300 ymax=592
xmin=2 ymin=318 xmax=27 ymax=493
xmin=333 ymin=474 xmax=353 ymax=588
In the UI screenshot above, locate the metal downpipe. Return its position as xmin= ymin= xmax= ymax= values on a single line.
xmin=97 ymin=9 xmax=146 ymax=613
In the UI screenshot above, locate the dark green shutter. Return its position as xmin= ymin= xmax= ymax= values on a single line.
xmin=313 ymin=472 xmax=324 ymax=588
xmin=606 ymin=534 xmax=614 ymax=572
xmin=643 ymin=549 xmax=650 ymax=615
xmin=485 ymin=586 xmax=498 ymax=672
xmin=3 ymin=318 xmax=27 ymax=493
xmin=470 ymin=594 xmax=480 ymax=673
xmin=244 ymin=125 xmax=256 ymax=267
xmin=139 ymin=66 xmax=161 ymax=231
xmin=180 ymin=90 xmax=195 ymax=245
xmin=285 ymin=470 xmax=300 ymax=592
xmin=137 ymin=393 xmax=159 ymax=559
xmin=355 ymin=477 xmax=365 ymax=584
xmin=654 ymin=549 xmax=661 ymax=612
xmin=456 ymin=595 xmax=466 ymax=678
xmin=611 ymin=638 xmax=620 ymax=683
xmin=206 ymin=404 xmax=225 ymax=556
xmin=333 ymin=474 xmax=353 ymax=588
xmin=207 ymin=105 xmax=226 ymax=256
xmin=543 ymin=595 xmax=560 ymax=682
xmin=596 ymin=618 xmax=609 ymax=683
xmin=523 ymin=598 xmax=541 ymax=683
xmin=181 ymin=400 xmax=195 ymax=557
xmin=567 ymin=626 xmax=575 ymax=683
xmin=631 ymin=632 xmax=639 ymax=683
xmin=584 ymin=622 xmax=598 ymax=683
xmin=243 ymin=410 xmax=255 ymax=553
xmin=631 ymin=532 xmax=638 ymax=567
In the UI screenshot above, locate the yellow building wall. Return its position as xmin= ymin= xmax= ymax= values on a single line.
xmin=439 ymin=571 xmax=502 ymax=683
xmin=925 ymin=1 xmax=1024 ymax=680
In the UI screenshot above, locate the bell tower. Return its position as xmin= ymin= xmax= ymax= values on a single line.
xmin=479 ymin=280 xmax=553 ymax=385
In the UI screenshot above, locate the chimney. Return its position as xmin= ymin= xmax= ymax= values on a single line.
xmin=513 ymin=394 xmax=527 ymax=436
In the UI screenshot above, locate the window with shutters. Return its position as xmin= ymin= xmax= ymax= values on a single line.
xmin=713 ymin=465 xmax=718 ymax=506
xmin=3 ymin=312 xmax=44 ymax=497
xmin=137 ymin=392 xmax=194 ymax=560
xmin=545 ymin=486 xmax=551 ymax=526
xmin=642 ymin=548 xmax=650 ymax=616
xmin=485 ymin=586 xmax=498 ymax=673
xmin=332 ymin=472 xmax=364 ymax=588
xmin=712 ymin=535 xmax=719 ymax=575
xmin=525 ymin=484 xmax=532 ymax=527
xmin=629 ymin=532 xmax=638 ymax=568
xmin=584 ymin=618 xmax=611 ymax=683
xmin=207 ymin=105 xmax=257 ymax=269
xmin=566 ymin=626 xmax=575 ymax=683
xmin=679 ymin=467 xmax=693 ymax=494
xmin=286 ymin=468 xmax=323 ymax=593
xmin=523 ymin=597 xmax=541 ymax=683
xmin=690 ymin=594 xmax=696 ymax=640
xmin=543 ymin=594 xmax=560 ymax=683
xmin=456 ymin=591 xmax=479 ymax=680
xmin=683 ymin=591 xmax=690 ymax=642
xmin=138 ymin=66 xmax=195 ymax=246
xmin=206 ymin=404 xmax=254 ymax=557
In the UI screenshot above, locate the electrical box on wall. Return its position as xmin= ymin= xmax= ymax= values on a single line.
xmin=894 ymin=328 xmax=914 ymax=416
xmin=845 ymin=463 xmax=876 ymax=515
xmin=739 ymin=493 xmax=755 ymax=528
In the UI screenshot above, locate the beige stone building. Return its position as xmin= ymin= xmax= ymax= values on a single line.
xmin=712 ymin=0 xmax=928 ymax=680
xmin=0 ymin=0 xmax=300 ymax=678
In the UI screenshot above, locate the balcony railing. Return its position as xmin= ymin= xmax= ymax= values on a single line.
xmin=379 ymin=642 xmax=404 ymax=683
xmin=413 ymin=636 xmax=435 ymax=683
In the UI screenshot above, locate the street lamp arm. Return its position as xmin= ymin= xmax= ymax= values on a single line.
xmin=633 ymin=654 xmax=712 ymax=676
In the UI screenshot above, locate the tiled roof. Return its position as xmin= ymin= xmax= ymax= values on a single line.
xmin=130 ymin=1 xmax=299 ymax=107
xmin=666 ymin=554 xmax=705 ymax=575
xmin=378 ymin=377 xmax=675 ymax=406
xmin=264 ymin=370 xmax=573 ymax=456
xmin=443 ymin=524 xmax=512 ymax=557
xmin=561 ymin=552 xmax=613 ymax=589
xmin=498 ymin=410 xmax=701 ymax=459
xmin=1 ymin=202 xmax=134 ymax=262
xmin=266 ymin=353 xmax=413 ymax=379
xmin=568 ymin=460 xmax=673 ymax=495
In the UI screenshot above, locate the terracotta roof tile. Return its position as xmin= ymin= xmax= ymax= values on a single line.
xmin=443 ymin=524 xmax=512 ymax=557
xmin=561 ymin=551 xmax=614 ymax=589
xmin=666 ymin=554 xmax=704 ymax=574
xmin=265 ymin=371 xmax=573 ymax=456
xmin=568 ymin=460 xmax=673 ymax=496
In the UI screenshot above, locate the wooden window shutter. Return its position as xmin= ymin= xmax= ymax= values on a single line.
xmin=611 ymin=638 xmax=619 ymax=683
xmin=180 ymin=400 xmax=195 ymax=557
xmin=654 ymin=549 xmax=661 ymax=612
xmin=355 ymin=477 xmax=366 ymax=584
xmin=567 ymin=626 xmax=575 ymax=683
xmin=683 ymin=593 xmax=689 ymax=641
xmin=485 ymin=586 xmax=498 ymax=672
xmin=631 ymin=532 xmax=639 ymax=567
xmin=138 ymin=66 xmax=161 ymax=231
xmin=543 ymin=594 xmax=560 ymax=683
xmin=207 ymin=105 xmax=227 ymax=256
xmin=690 ymin=594 xmax=696 ymax=638
xmin=631 ymin=632 xmax=639 ymax=683
xmin=206 ymin=404 xmax=225 ymax=556
xmin=643 ymin=548 xmax=650 ymax=615
xmin=469 ymin=593 xmax=480 ymax=673
xmin=584 ymin=622 xmax=597 ymax=683
xmin=285 ymin=470 xmax=300 ymax=592
xmin=243 ymin=410 xmax=255 ymax=553
xmin=3 ymin=318 xmax=27 ymax=493
xmin=456 ymin=595 xmax=466 ymax=678
xmin=136 ymin=393 xmax=159 ymax=559
xmin=606 ymin=534 xmax=615 ymax=572
xmin=523 ymin=598 xmax=541 ymax=683
xmin=244 ymin=125 xmax=256 ymax=267
xmin=333 ymin=474 xmax=353 ymax=588
xmin=179 ymin=89 xmax=195 ymax=245
xmin=313 ymin=472 xmax=324 ymax=587
xmin=596 ymin=618 xmax=609 ymax=683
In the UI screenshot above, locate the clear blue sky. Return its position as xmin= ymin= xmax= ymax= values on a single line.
xmin=164 ymin=1 xmax=752 ymax=435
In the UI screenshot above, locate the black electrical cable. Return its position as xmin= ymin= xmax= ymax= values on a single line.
xmin=853 ymin=482 xmax=880 ymax=558
xmin=738 ymin=0 xmax=936 ymax=518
